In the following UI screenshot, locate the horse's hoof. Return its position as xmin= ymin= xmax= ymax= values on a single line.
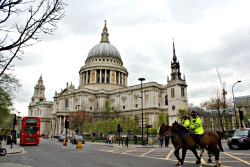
xmin=196 ymin=160 xmax=201 ymax=164
xmin=207 ymin=159 xmax=212 ymax=163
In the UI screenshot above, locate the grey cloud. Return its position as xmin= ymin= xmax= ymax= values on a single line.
xmin=167 ymin=0 xmax=231 ymax=23
xmin=12 ymin=52 xmax=43 ymax=68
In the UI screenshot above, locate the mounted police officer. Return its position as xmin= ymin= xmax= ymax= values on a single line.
xmin=190 ymin=111 xmax=204 ymax=149
xmin=182 ymin=115 xmax=190 ymax=129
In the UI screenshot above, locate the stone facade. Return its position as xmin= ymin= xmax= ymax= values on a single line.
xmin=28 ymin=75 xmax=53 ymax=135
xmin=28 ymin=22 xmax=188 ymax=136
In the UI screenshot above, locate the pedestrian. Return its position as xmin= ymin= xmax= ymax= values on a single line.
xmin=190 ymin=111 xmax=204 ymax=149
xmin=124 ymin=136 xmax=129 ymax=148
xmin=159 ymin=135 xmax=163 ymax=147
xmin=105 ymin=135 xmax=109 ymax=144
xmin=108 ymin=135 xmax=112 ymax=144
xmin=133 ymin=134 xmax=138 ymax=145
xmin=164 ymin=134 xmax=170 ymax=147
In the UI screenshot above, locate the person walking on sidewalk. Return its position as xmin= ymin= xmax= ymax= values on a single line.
xmin=159 ymin=135 xmax=163 ymax=147
xmin=133 ymin=134 xmax=138 ymax=145
xmin=164 ymin=134 xmax=170 ymax=147
xmin=124 ymin=136 xmax=129 ymax=148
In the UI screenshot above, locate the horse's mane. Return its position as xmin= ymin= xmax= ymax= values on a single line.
xmin=175 ymin=123 xmax=190 ymax=133
xmin=164 ymin=125 xmax=170 ymax=129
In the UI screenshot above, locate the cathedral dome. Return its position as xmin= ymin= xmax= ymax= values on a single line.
xmin=85 ymin=21 xmax=122 ymax=63
xmin=87 ymin=43 xmax=121 ymax=60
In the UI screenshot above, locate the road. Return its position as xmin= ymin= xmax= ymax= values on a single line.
xmin=0 ymin=139 xmax=250 ymax=167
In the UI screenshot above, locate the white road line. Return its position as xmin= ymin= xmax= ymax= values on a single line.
xmin=165 ymin=150 xmax=174 ymax=160
xmin=140 ymin=149 xmax=155 ymax=156
xmin=121 ymin=149 xmax=137 ymax=154
xmin=223 ymin=152 xmax=250 ymax=166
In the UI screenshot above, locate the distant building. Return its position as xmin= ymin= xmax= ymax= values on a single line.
xmin=235 ymin=95 xmax=250 ymax=107
xmin=28 ymin=22 xmax=188 ymax=135
xmin=28 ymin=75 xmax=53 ymax=135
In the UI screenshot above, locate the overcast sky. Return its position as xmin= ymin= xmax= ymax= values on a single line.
xmin=13 ymin=0 xmax=250 ymax=116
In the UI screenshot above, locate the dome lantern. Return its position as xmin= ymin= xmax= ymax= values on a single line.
xmin=86 ymin=21 xmax=122 ymax=63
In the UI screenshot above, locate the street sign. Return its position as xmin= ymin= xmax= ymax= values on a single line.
xmin=146 ymin=125 xmax=152 ymax=128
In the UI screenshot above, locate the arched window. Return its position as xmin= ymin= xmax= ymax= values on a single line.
xmin=165 ymin=95 xmax=168 ymax=105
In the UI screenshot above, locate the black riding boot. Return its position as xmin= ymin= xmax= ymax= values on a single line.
xmin=194 ymin=134 xmax=200 ymax=150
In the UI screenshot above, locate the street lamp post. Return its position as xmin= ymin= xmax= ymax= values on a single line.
xmin=138 ymin=78 xmax=145 ymax=146
xmin=232 ymin=80 xmax=241 ymax=129
xmin=76 ymin=105 xmax=80 ymax=134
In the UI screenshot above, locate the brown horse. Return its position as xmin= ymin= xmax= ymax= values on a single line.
xmin=159 ymin=123 xmax=201 ymax=166
xmin=168 ymin=121 xmax=223 ymax=167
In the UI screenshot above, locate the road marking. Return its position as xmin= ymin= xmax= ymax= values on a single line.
xmin=121 ymin=149 xmax=137 ymax=154
xmin=107 ymin=149 xmax=118 ymax=153
xmin=165 ymin=150 xmax=174 ymax=159
xmin=223 ymin=152 xmax=250 ymax=166
xmin=98 ymin=149 xmax=235 ymax=166
xmin=140 ymin=149 xmax=155 ymax=156
xmin=199 ymin=156 xmax=206 ymax=164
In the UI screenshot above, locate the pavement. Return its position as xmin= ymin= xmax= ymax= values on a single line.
xmin=0 ymin=140 xmax=29 ymax=167
xmin=0 ymin=139 xmax=228 ymax=167
xmin=1 ymin=139 xmax=23 ymax=154
xmin=1 ymin=138 xmax=227 ymax=155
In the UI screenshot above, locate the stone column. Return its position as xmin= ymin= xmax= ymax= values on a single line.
xmin=63 ymin=116 xmax=66 ymax=134
xmin=105 ymin=69 xmax=107 ymax=83
xmin=100 ymin=69 xmax=102 ymax=83
xmin=86 ymin=71 xmax=89 ymax=84
xmin=118 ymin=72 xmax=120 ymax=84
xmin=59 ymin=116 xmax=62 ymax=134
xmin=121 ymin=73 xmax=124 ymax=85
xmin=83 ymin=72 xmax=86 ymax=84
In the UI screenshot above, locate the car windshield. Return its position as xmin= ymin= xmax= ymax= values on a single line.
xmin=76 ymin=135 xmax=83 ymax=139
xmin=233 ymin=129 xmax=248 ymax=136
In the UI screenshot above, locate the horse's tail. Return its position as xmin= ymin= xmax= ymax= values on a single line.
xmin=216 ymin=131 xmax=224 ymax=152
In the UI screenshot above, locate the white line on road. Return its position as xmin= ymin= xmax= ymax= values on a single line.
xmin=223 ymin=152 xmax=250 ymax=166
xmin=140 ymin=149 xmax=155 ymax=156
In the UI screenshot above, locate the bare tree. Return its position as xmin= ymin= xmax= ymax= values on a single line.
xmin=0 ymin=0 xmax=66 ymax=76
xmin=69 ymin=111 xmax=92 ymax=134
xmin=200 ymin=88 xmax=227 ymax=138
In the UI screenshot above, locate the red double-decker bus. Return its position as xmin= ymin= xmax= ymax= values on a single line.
xmin=20 ymin=116 xmax=40 ymax=145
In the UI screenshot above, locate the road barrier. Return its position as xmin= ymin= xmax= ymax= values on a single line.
xmin=76 ymin=140 xmax=83 ymax=149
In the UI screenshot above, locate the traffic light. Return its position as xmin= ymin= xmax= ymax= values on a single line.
xmin=117 ymin=124 xmax=121 ymax=132
xmin=65 ymin=118 xmax=69 ymax=128
xmin=13 ymin=118 xmax=17 ymax=126
xmin=239 ymin=111 xmax=244 ymax=120
xmin=13 ymin=114 xmax=17 ymax=126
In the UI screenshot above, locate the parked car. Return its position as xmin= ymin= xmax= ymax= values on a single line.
xmin=43 ymin=135 xmax=49 ymax=139
xmin=58 ymin=134 xmax=66 ymax=142
xmin=227 ymin=128 xmax=250 ymax=149
xmin=71 ymin=135 xmax=85 ymax=144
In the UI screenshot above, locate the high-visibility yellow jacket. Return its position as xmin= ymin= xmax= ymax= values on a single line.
xmin=182 ymin=119 xmax=190 ymax=129
xmin=190 ymin=116 xmax=204 ymax=135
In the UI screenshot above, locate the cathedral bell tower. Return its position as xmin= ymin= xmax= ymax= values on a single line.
xmin=167 ymin=41 xmax=188 ymax=125
xmin=31 ymin=74 xmax=46 ymax=104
